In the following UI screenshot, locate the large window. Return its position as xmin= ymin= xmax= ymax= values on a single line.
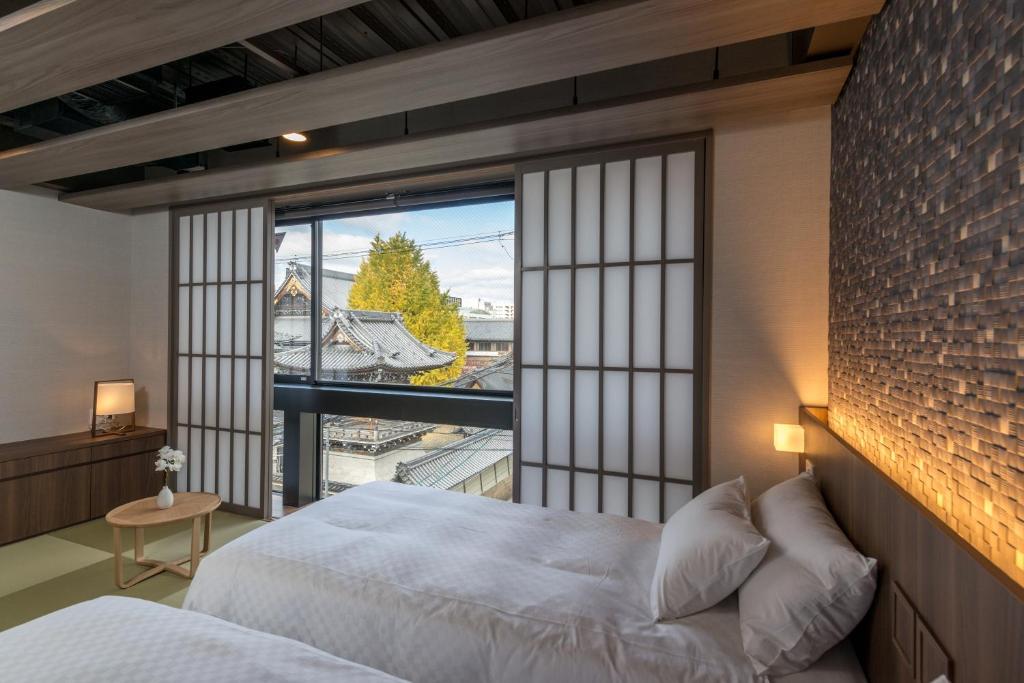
xmin=273 ymin=195 xmax=515 ymax=508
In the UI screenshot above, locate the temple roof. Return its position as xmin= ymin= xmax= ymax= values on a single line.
xmin=450 ymin=353 xmax=513 ymax=391
xmin=275 ymin=260 xmax=355 ymax=312
xmin=394 ymin=428 xmax=511 ymax=490
xmin=275 ymin=309 xmax=457 ymax=376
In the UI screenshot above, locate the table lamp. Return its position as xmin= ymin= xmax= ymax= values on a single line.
xmin=92 ymin=379 xmax=136 ymax=437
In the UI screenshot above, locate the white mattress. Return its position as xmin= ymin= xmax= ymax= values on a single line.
xmin=185 ymin=481 xmax=865 ymax=683
xmin=0 ymin=596 xmax=403 ymax=682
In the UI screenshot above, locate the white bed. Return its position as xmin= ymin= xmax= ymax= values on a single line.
xmin=184 ymin=481 xmax=865 ymax=683
xmin=0 ymin=596 xmax=404 ymax=682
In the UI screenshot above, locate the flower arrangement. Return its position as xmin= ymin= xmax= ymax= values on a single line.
xmin=155 ymin=446 xmax=186 ymax=487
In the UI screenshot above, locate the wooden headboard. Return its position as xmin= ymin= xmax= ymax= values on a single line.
xmin=799 ymin=406 xmax=1024 ymax=683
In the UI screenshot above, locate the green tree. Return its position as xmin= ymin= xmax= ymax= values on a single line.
xmin=348 ymin=233 xmax=466 ymax=384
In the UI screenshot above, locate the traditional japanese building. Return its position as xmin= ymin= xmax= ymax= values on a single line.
xmin=461 ymin=318 xmax=514 ymax=372
xmin=394 ymin=428 xmax=512 ymax=500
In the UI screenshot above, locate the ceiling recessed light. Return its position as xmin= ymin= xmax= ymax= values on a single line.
xmin=282 ymin=132 xmax=307 ymax=142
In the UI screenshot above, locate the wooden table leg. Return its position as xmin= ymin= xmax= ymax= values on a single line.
xmin=188 ymin=516 xmax=202 ymax=578
xmin=202 ymin=511 xmax=212 ymax=553
xmin=133 ymin=527 xmax=145 ymax=563
xmin=112 ymin=527 xmax=125 ymax=589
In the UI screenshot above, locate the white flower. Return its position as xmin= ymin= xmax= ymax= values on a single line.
xmin=154 ymin=448 xmax=187 ymax=472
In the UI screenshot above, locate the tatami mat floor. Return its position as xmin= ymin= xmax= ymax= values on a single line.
xmin=0 ymin=512 xmax=264 ymax=631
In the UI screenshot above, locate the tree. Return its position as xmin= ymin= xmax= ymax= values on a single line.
xmin=348 ymin=233 xmax=466 ymax=384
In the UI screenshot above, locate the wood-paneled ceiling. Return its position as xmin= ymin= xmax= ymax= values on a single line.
xmin=0 ymin=0 xmax=882 ymax=211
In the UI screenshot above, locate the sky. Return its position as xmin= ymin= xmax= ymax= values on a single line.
xmin=274 ymin=199 xmax=515 ymax=308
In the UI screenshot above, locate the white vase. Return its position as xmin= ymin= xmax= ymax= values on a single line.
xmin=156 ymin=485 xmax=174 ymax=509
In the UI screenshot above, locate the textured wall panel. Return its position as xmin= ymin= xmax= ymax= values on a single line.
xmin=830 ymin=0 xmax=1024 ymax=585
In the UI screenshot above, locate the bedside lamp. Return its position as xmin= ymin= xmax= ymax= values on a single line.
xmin=773 ymin=423 xmax=806 ymax=473
xmin=92 ymin=379 xmax=136 ymax=437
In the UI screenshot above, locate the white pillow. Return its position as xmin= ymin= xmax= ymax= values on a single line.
xmin=738 ymin=471 xmax=877 ymax=676
xmin=650 ymin=476 xmax=770 ymax=620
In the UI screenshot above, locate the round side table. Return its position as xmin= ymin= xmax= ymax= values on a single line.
xmin=105 ymin=492 xmax=221 ymax=589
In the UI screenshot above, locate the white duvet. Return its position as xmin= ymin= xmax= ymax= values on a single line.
xmin=0 ymin=596 xmax=403 ymax=682
xmin=184 ymin=482 xmax=863 ymax=683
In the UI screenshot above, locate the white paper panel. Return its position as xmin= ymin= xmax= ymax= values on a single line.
xmin=189 ymin=427 xmax=202 ymax=492
xmin=575 ymin=164 xmax=601 ymax=264
xmin=573 ymin=370 xmax=599 ymax=469
xmin=234 ymin=209 xmax=249 ymax=280
xmin=177 ymin=287 xmax=189 ymax=353
xmin=666 ymin=482 xmax=694 ymax=517
xmin=248 ymin=435 xmax=261 ymax=507
xmin=574 ymin=472 xmax=599 ymax=513
xmin=218 ymin=431 xmax=231 ymax=499
xmin=633 ymin=372 xmax=660 ymax=476
xmin=574 ymin=268 xmax=599 ymax=366
xmin=634 ymin=264 xmax=661 ymax=368
xmin=233 ymin=285 xmax=248 ymax=356
xmin=603 ymin=267 xmax=629 ymax=367
xmin=232 ymin=433 xmax=247 ymax=506
xmin=175 ymin=426 xmax=188 ymax=484
xmin=633 ymin=478 xmax=660 ymax=522
xmin=522 ymin=172 xmax=545 ymax=267
xmin=546 ymin=370 xmax=570 ymax=466
xmin=666 ymin=152 xmax=695 ymax=260
xmin=249 ymin=359 xmax=262 ymax=425
xmin=249 ymin=207 xmax=264 ymax=280
xmin=521 ymin=271 xmax=544 ymax=365
xmin=665 ymin=373 xmax=694 ymax=480
xmin=178 ymin=217 xmax=190 ymax=284
xmin=547 ymin=269 xmax=571 ymax=366
xmin=520 ymin=369 xmax=544 ymax=463
xmin=204 ymin=357 xmax=217 ymax=425
xmin=219 ymin=211 xmax=233 ymax=279
xmin=190 ymin=361 xmax=202 ymax=425
xmin=547 ymin=468 xmax=570 ymax=510
xmin=634 ymin=156 xmax=662 ymax=261
xmin=206 ymin=213 xmax=218 ymax=282
xmin=218 ymin=360 xmax=232 ymax=429
xmin=602 ymin=475 xmax=628 ymax=517
xmin=520 ymin=466 xmax=543 ymax=507
xmin=249 ymin=283 xmax=263 ymax=356
xmin=602 ymin=371 xmax=629 ymax=472
xmin=665 ymin=263 xmax=694 ymax=369
xmin=219 ymin=286 xmax=232 ymax=355
xmin=204 ymin=429 xmax=217 ymax=492
xmin=204 ymin=286 xmax=217 ymax=354
xmin=233 ymin=358 xmax=247 ymax=430
xmin=191 ymin=215 xmax=204 ymax=284
xmin=603 ymin=160 xmax=630 ymax=262
xmin=191 ymin=285 xmax=204 ymax=351
xmin=547 ymin=168 xmax=572 ymax=266
xmin=176 ymin=356 xmax=188 ymax=422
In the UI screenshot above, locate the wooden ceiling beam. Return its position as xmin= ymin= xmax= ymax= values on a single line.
xmin=0 ymin=0 xmax=370 ymax=113
xmin=0 ymin=0 xmax=882 ymax=188
xmin=60 ymin=58 xmax=852 ymax=214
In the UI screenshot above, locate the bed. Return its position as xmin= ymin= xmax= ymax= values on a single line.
xmin=0 ymin=596 xmax=404 ymax=682
xmin=184 ymin=481 xmax=864 ymax=682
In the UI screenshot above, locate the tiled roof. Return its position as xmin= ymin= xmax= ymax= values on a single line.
xmin=394 ymin=428 xmax=512 ymax=490
xmin=275 ymin=309 xmax=457 ymax=375
xmin=463 ymin=318 xmax=514 ymax=342
xmin=450 ymin=353 xmax=513 ymax=391
xmin=277 ymin=261 xmax=354 ymax=311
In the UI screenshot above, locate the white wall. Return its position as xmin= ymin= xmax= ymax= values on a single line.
xmin=128 ymin=211 xmax=169 ymax=428
xmin=708 ymin=106 xmax=831 ymax=497
xmin=0 ymin=189 xmax=133 ymax=442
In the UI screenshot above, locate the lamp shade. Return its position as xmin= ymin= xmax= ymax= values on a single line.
xmin=95 ymin=380 xmax=135 ymax=415
xmin=773 ymin=423 xmax=805 ymax=453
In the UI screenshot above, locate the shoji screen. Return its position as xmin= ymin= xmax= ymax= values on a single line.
xmin=170 ymin=200 xmax=272 ymax=516
xmin=514 ymin=137 xmax=706 ymax=522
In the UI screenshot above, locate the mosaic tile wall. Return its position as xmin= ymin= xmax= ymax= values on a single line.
xmin=830 ymin=0 xmax=1024 ymax=585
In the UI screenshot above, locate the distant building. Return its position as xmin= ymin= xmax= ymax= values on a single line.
xmin=459 ymin=300 xmax=514 ymax=320
xmin=444 ymin=294 xmax=462 ymax=308
xmin=462 ymin=318 xmax=514 ymax=371
xmin=394 ymin=428 xmax=512 ymax=499
xmin=451 ymin=353 xmax=512 ymax=391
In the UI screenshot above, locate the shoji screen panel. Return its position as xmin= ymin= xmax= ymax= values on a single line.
xmin=514 ymin=137 xmax=707 ymax=522
xmin=170 ymin=200 xmax=272 ymax=516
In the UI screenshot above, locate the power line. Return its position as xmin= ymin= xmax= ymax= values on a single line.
xmin=274 ymin=229 xmax=513 ymax=263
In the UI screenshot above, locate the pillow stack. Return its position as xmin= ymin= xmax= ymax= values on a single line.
xmin=650 ymin=476 xmax=769 ymax=620
xmin=737 ymin=471 xmax=877 ymax=676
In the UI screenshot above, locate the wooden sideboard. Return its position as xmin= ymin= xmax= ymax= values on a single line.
xmin=0 ymin=427 xmax=166 ymax=545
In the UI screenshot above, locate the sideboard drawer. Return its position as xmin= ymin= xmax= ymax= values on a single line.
xmin=0 ymin=468 xmax=91 ymax=544
xmin=91 ymin=433 xmax=166 ymax=463
xmin=0 ymin=448 xmax=91 ymax=481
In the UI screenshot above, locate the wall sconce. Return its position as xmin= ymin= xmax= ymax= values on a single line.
xmin=774 ymin=423 xmax=806 ymax=472
xmin=92 ymin=379 xmax=136 ymax=437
